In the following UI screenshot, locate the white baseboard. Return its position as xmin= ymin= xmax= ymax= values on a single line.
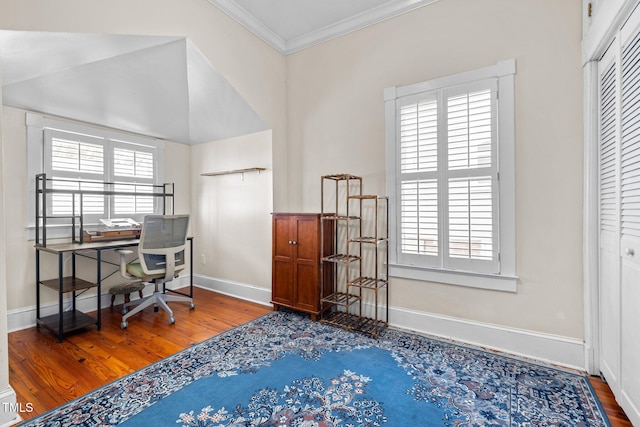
xmin=191 ymin=274 xmax=271 ymax=306
xmin=7 ymin=277 xmax=197 ymax=333
xmin=0 ymin=386 xmax=21 ymax=427
xmin=9 ymin=275 xmax=585 ymax=371
xmin=388 ymin=306 xmax=586 ymax=371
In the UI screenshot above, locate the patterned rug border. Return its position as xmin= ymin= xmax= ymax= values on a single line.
xmin=22 ymin=310 xmax=611 ymax=426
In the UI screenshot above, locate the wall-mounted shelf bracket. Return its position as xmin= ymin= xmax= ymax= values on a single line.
xmin=201 ymin=167 xmax=266 ymax=180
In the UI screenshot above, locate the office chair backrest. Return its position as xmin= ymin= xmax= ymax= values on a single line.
xmin=138 ymin=214 xmax=190 ymax=279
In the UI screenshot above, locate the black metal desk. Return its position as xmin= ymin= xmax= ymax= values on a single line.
xmin=35 ymin=237 xmax=194 ymax=342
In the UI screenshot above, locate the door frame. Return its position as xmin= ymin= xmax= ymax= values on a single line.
xmin=583 ymin=0 xmax=640 ymax=376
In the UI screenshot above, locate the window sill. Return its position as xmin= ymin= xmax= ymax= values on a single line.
xmin=389 ymin=263 xmax=518 ymax=292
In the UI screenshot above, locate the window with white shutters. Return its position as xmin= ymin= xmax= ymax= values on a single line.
xmin=395 ymin=82 xmax=498 ymax=273
xmin=385 ymin=60 xmax=516 ymax=291
xmin=40 ymin=122 xmax=162 ymax=225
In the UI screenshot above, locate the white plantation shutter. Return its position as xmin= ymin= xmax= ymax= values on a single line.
xmin=111 ymin=142 xmax=156 ymax=215
xmin=42 ymin=126 xmax=161 ymax=224
xmin=400 ymin=97 xmax=438 ymax=173
xmin=45 ymin=129 xmax=107 ymax=218
xmin=395 ymin=80 xmax=499 ymax=273
xmin=444 ymin=84 xmax=498 ymax=272
xmin=398 ymin=93 xmax=441 ymax=267
xmin=400 ymin=179 xmax=438 ymax=257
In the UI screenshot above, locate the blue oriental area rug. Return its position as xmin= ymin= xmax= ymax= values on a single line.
xmin=23 ymin=311 xmax=609 ymax=426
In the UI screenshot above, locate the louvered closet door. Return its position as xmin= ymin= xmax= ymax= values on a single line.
xmin=617 ymin=9 xmax=640 ymax=424
xmin=598 ymin=43 xmax=620 ymax=397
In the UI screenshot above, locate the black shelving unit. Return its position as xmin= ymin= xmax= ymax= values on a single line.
xmin=34 ymin=173 xmax=176 ymax=341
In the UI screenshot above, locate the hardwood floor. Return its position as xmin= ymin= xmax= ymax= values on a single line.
xmin=589 ymin=377 xmax=634 ymax=426
xmin=9 ymin=287 xmax=271 ymax=422
xmin=8 ymin=287 xmax=632 ymax=425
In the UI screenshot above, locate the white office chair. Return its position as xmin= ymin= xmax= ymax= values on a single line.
xmin=117 ymin=214 xmax=195 ymax=329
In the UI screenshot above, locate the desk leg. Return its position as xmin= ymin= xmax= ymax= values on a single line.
xmin=58 ymin=253 xmax=64 ymax=343
xmin=189 ymin=237 xmax=193 ymax=298
xmin=35 ymin=250 xmax=40 ymax=327
xmin=96 ymin=250 xmax=102 ymax=331
xmin=72 ymin=252 xmax=77 ymax=313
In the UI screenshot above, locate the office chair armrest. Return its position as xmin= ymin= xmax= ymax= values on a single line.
xmin=115 ymin=249 xmax=135 ymax=279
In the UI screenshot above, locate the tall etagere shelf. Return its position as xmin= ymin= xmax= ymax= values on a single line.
xmin=320 ymin=173 xmax=389 ymax=338
xmin=347 ymin=194 xmax=389 ymax=337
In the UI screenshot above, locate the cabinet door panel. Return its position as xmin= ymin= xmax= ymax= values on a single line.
xmin=272 ymin=259 xmax=294 ymax=305
xmin=273 ymin=216 xmax=293 ymax=259
xmin=295 ymin=263 xmax=317 ymax=311
xmin=272 ymin=215 xmax=294 ymax=306
xmin=293 ymin=216 xmax=319 ymax=311
xmin=295 ymin=216 xmax=318 ymax=262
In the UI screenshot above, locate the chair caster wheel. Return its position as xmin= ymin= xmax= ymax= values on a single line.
xmin=120 ymin=321 xmax=128 ymax=329
xmin=169 ymin=316 xmax=175 ymax=324
xmin=190 ymin=302 xmax=195 ymax=310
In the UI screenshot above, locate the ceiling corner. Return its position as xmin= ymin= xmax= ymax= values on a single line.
xmin=207 ymin=0 xmax=287 ymax=54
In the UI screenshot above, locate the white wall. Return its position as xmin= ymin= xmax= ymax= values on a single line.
xmin=191 ymin=131 xmax=273 ymax=294
xmin=286 ymin=0 xmax=585 ymax=341
xmin=0 ymin=51 xmax=20 ymax=425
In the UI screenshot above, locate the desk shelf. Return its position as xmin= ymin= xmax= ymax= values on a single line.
xmin=37 ymin=311 xmax=98 ymax=336
xmin=35 ymin=173 xmax=175 ymax=246
xmin=40 ymin=276 xmax=97 ymax=293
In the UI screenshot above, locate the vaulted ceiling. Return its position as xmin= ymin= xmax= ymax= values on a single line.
xmin=0 ymin=0 xmax=435 ymax=144
xmin=0 ymin=31 xmax=268 ymax=145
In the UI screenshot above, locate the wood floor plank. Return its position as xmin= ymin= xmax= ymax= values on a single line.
xmin=9 ymin=287 xmax=631 ymax=426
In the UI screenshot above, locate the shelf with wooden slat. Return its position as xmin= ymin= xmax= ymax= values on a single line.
xmin=320 ymin=311 xmax=361 ymax=330
xmin=320 ymin=292 xmax=359 ymax=308
xmin=356 ymin=317 xmax=388 ymax=339
xmin=349 ymin=236 xmax=388 ymax=245
xmin=348 ymin=276 xmax=388 ymax=290
xmin=40 ymin=276 xmax=97 ymax=293
xmin=320 ymin=311 xmax=387 ymax=338
xmin=322 ymin=253 xmax=360 ymax=264
xmin=37 ymin=310 xmax=98 ymax=336
xmin=322 ymin=214 xmax=360 ymax=221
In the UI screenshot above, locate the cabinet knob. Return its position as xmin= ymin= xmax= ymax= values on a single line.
xmin=292 ymin=241 xmax=297 ymax=245
xmin=625 ymin=248 xmax=635 ymax=256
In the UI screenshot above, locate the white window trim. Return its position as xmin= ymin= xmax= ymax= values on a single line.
xmin=385 ymin=59 xmax=517 ymax=292
xmin=26 ymin=113 xmax=165 ymax=240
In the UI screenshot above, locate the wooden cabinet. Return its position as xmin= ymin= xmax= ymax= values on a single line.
xmin=271 ymin=213 xmax=333 ymax=320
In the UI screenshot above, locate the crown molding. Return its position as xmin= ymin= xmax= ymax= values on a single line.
xmin=208 ymin=0 xmax=439 ymax=55
xmin=208 ymin=0 xmax=287 ymax=53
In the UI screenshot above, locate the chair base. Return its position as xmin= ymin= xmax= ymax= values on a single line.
xmin=120 ymin=283 xmax=195 ymax=329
